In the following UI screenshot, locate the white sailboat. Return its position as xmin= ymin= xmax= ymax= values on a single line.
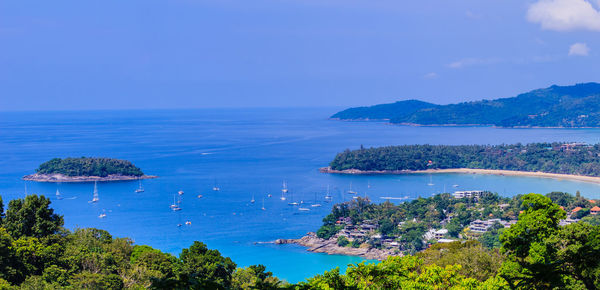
xmin=288 ymin=191 xmax=298 ymax=206
xmin=99 ymin=209 xmax=107 ymax=218
xmin=261 ymin=198 xmax=266 ymax=211
xmin=281 ymin=181 xmax=288 ymax=193
xmin=89 ymin=181 xmax=99 ymax=203
xmin=427 ymin=175 xmax=434 ymax=186
xmin=298 ymin=207 xmax=310 ymax=211
xmin=280 ymin=189 xmax=286 ymax=201
xmin=325 ymin=185 xmax=332 ymax=201
xmin=135 ymin=179 xmax=144 ymax=193
xmin=170 ymin=195 xmax=181 ymax=211
xmin=311 ymin=192 xmax=322 ymax=207
xmin=347 ymin=182 xmax=357 ymax=194
xmin=250 ymin=194 xmax=255 ymax=203
xmin=56 ymin=189 xmax=63 ymax=200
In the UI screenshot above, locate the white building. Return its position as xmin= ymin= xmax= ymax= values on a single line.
xmin=452 ymin=190 xmax=484 ymax=199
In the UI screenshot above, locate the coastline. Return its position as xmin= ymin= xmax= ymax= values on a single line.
xmin=320 ymin=167 xmax=600 ymax=185
xmin=273 ymin=232 xmax=398 ymax=261
xmin=22 ymin=173 xmax=158 ymax=183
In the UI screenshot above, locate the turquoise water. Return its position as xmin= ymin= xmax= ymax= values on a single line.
xmin=1 ymin=108 xmax=599 ymax=283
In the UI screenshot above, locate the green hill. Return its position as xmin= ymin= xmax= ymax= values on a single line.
xmin=332 ymin=82 xmax=600 ymax=127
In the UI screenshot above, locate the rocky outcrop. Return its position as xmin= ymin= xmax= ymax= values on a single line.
xmin=276 ymin=232 xmax=399 ymax=261
xmin=22 ymin=173 xmax=158 ymax=183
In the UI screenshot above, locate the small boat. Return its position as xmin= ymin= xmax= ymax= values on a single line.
xmin=135 ymin=180 xmax=144 ymax=193
xmin=213 ymin=180 xmax=220 ymax=191
xmin=281 ymin=181 xmax=288 ymax=193
xmin=311 ymin=192 xmax=322 ymax=207
xmin=352 ymin=196 xmax=359 ymax=199
xmin=261 ymin=198 xmax=266 ymax=211
xmin=177 ymin=223 xmax=183 ymax=227
xmin=169 ymin=195 xmax=180 ymax=210
xmin=280 ymin=190 xmax=286 ymax=201
xmin=368 ymin=181 xmax=371 ymax=189
xmin=99 ymin=213 xmax=106 ymax=218
xmin=171 ymin=206 xmax=182 ymax=211
xmin=347 ymin=182 xmax=357 ymax=195
xmin=325 ymin=185 xmax=332 ymax=201
xmin=453 ymin=184 xmax=459 ymax=188
xmin=197 ymin=194 xmax=203 ymax=198
xmin=288 ymin=202 xmax=299 ymax=206
xmin=178 ymin=190 xmax=184 ymax=195
xmin=299 ymin=207 xmax=310 ymax=211
xmin=56 ymin=189 xmax=63 ymax=200
xmin=185 ymin=221 xmax=192 ymax=225
xmin=267 ymin=194 xmax=272 ymax=198
xmin=89 ymin=181 xmax=99 ymax=203
xmin=427 ymin=175 xmax=434 ymax=186
xmin=251 ymin=194 xmax=255 ymax=203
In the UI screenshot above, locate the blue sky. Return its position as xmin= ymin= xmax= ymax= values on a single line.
xmin=1 ymin=0 xmax=599 ymax=111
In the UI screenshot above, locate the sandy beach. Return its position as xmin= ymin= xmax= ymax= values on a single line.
xmin=320 ymin=167 xmax=600 ymax=185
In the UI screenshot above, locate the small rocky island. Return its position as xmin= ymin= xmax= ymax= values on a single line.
xmin=23 ymin=157 xmax=157 ymax=182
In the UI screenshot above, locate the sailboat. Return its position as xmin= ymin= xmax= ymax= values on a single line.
xmin=280 ymin=189 xmax=286 ymax=201
xmin=347 ymin=182 xmax=357 ymax=194
xmin=89 ymin=181 xmax=99 ymax=203
xmin=213 ymin=180 xmax=220 ymax=191
xmin=368 ymin=181 xmax=371 ymax=189
xmin=324 ymin=185 xmax=332 ymax=201
xmin=287 ymin=191 xmax=299 ymax=206
xmin=311 ymin=192 xmax=322 ymax=207
xmin=427 ymin=175 xmax=434 ymax=186
xmin=170 ymin=195 xmax=181 ymax=211
xmin=99 ymin=209 xmax=107 ymax=218
xmin=281 ymin=181 xmax=288 ymax=193
xmin=250 ymin=194 xmax=255 ymax=203
xmin=261 ymin=198 xmax=266 ymax=211
xmin=56 ymin=189 xmax=63 ymax=200
xmin=298 ymin=206 xmax=310 ymax=211
xmin=135 ymin=179 xmax=144 ymax=193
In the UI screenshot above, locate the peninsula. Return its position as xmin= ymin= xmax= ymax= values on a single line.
xmin=325 ymin=142 xmax=600 ymax=179
xmin=23 ymin=157 xmax=157 ymax=182
xmin=332 ymin=82 xmax=600 ymax=128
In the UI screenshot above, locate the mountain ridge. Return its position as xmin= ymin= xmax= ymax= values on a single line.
xmin=332 ymin=82 xmax=600 ymax=127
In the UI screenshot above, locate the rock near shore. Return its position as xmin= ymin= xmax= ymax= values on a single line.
xmin=276 ymin=232 xmax=398 ymax=261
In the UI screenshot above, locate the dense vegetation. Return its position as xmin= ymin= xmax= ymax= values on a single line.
xmin=0 ymin=193 xmax=598 ymax=288
xmin=0 ymin=194 xmax=283 ymax=289
xmin=305 ymin=194 xmax=600 ymax=289
xmin=332 ymin=82 xmax=600 ymax=127
xmin=330 ymin=142 xmax=600 ymax=176
xmin=36 ymin=157 xmax=144 ymax=177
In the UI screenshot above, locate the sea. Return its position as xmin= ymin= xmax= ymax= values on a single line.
xmin=0 ymin=107 xmax=599 ymax=283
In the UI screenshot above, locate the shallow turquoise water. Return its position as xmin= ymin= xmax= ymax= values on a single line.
xmin=0 ymin=108 xmax=599 ymax=283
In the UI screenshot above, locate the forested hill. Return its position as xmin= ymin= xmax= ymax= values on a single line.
xmin=35 ymin=157 xmax=144 ymax=177
xmin=329 ymin=142 xmax=600 ymax=176
xmin=331 ymin=82 xmax=600 ymax=127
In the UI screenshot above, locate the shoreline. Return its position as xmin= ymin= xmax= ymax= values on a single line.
xmin=273 ymin=232 xmax=398 ymax=261
xmin=22 ymin=173 xmax=158 ymax=183
xmin=320 ymin=167 xmax=600 ymax=184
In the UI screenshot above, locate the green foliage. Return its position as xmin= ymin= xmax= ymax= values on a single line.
xmin=4 ymin=195 xmax=63 ymax=239
xmin=231 ymin=264 xmax=283 ymax=289
xmin=299 ymin=255 xmax=508 ymax=289
xmin=336 ymin=236 xmax=349 ymax=247
xmin=332 ymin=82 xmax=600 ymax=127
xmin=178 ymin=241 xmax=237 ymax=289
xmin=418 ymin=241 xmax=505 ymax=282
xmin=330 ymin=142 xmax=600 ymax=177
xmin=36 ymin=157 xmax=144 ymax=177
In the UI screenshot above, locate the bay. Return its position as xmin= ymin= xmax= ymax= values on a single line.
xmin=0 ymin=107 xmax=599 ymax=283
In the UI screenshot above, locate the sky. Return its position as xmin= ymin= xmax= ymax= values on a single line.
xmin=1 ymin=0 xmax=599 ymax=111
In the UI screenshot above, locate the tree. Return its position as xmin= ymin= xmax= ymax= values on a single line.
xmin=178 ymin=241 xmax=236 ymax=289
xmin=4 ymin=195 xmax=63 ymax=239
xmin=551 ymin=222 xmax=600 ymax=289
xmin=231 ymin=264 xmax=282 ymax=289
xmin=0 ymin=228 xmax=20 ymax=284
xmin=499 ymin=193 xmax=566 ymax=288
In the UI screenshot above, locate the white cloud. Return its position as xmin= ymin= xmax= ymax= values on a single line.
xmin=447 ymin=58 xmax=501 ymax=69
xmin=527 ymin=0 xmax=600 ymax=31
xmin=569 ymin=42 xmax=591 ymax=56
xmin=423 ymin=72 xmax=438 ymax=79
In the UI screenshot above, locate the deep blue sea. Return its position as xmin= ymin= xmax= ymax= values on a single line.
xmin=1 ymin=108 xmax=599 ymax=283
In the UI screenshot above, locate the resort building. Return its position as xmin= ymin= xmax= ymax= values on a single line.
xmin=591 ymin=206 xmax=600 ymax=215
xmin=469 ymin=219 xmax=511 ymax=233
xmin=452 ymin=190 xmax=484 ymax=199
